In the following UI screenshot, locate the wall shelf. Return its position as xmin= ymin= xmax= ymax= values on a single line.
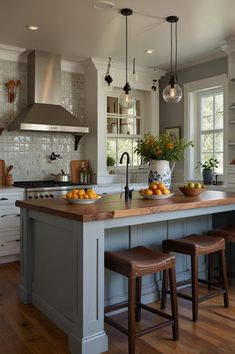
xmin=229 ymin=78 xmax=235 ymax=84
xmin=107 ymin=133 xmax=141 ymax=139
xmin=229 ymin=104 xmax=235 ymax=109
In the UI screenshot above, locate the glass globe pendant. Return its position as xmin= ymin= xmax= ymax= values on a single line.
xmin=163 ymin=75 xmax=183 ymax=103
xmin=163 ymin=16 xmax=183 ymax=104
xmin=119 ymin=8 xmax=135 ymax=109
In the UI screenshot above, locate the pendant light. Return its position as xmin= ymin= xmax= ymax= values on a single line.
xmin=119 ymin=8 xmax=135 ymax=109
xmin=163 ymin=16 xmax=183 ymax=104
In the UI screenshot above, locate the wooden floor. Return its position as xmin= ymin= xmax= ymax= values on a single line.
xmin=1 ymin=262 xmax=235 ymax=354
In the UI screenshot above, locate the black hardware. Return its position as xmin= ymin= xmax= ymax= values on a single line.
xmin=121 ymin=8 xmax=133 ymax=97
xmin=104 ymin=57 xmax=113 ymax=86
xmin=50 ymin=152 xmax=62 ymax=160
xmin=1 ymin=213 xmax=20 ymax=218
xmin=152 ymin=79 xmax=157 ymax=92
xmin=0 ymin=198 xmax=8 ymax=201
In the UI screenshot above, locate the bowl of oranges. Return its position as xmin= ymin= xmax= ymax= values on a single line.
xmin=65 ymin=188 xmax=102 ymax=204
xmin=139 ymin=182 xmax=174 ymax=200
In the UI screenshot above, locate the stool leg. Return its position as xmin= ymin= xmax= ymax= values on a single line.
xmin=135 ymin=277 xmax=142 ymax=322
xmin=128 ymin=278 xmax=136 ymax=354
xmin=208 ymin=253 xmax=214 ymax=290
xmin=169 ymin=267 xmax=179 ymax=341
xmin=191 ymin=256 xmax=199 ymax=322
xmin=161 ymin=269 xmax=169 ymax=310
xmin=219 ymin=249 xmax=229 ymax=308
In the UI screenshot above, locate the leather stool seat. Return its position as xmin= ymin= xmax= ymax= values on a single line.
xmin=105 ymin=246 xmax=178 ymax=354
xmin=105 ymin=246 xmax=175 ymax=278
xmin=161 ymin=234 xmax=229 ymax=322
xmin=208 ymin=226 xmax=235 ymax=243
xmin=162 ymin=234 xmax=225 ymax=256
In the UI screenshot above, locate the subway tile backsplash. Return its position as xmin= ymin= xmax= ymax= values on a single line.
xmin=0 ymin=59 xmax=86 ymax=181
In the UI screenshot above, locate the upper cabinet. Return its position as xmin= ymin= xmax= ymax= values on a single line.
xmin=81 ymin=57 xmax=165 ymax=183
xmin=107 ymin=95 xmax=141 ymax=137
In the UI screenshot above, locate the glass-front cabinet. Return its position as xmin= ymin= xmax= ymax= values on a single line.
xmin=106 ymin=89 xmax=144 ymax=168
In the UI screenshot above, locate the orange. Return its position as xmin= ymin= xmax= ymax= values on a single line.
xmin=149 ymin=182 xmax=158 ymax=191
xmin=162 ymin=188 xmax=169 ymax=195
xmin=67 ymin=191 xmax=73 ymax=199
xmin=154 ymin=189 xmax=162 ymax=195
xmin=144 ymin=189 xmax=153 ymax=195
xmin=83 ymin=193 xmax=89 ymax=199
xmin=72 ymin=194 xmax=79 ymax=199
xmin=78 ymin=195 xmax=84 ymax=199
xmin=157 ymin=182 xmax=166 ymax=191
xmin=77 ymin=189 xmax=85 ymax=196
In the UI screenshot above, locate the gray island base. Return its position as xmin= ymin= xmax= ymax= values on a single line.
xmin=16 ymin=191 xmax=235 ymax=354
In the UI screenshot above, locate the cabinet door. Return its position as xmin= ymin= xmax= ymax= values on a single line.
xmin=0 ymin=207 xmax=20 ymax=229
xmin=0 ymin=192 xmax=24 ymax=205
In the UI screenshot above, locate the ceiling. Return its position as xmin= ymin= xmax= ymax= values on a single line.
xmin=0 ymin=0 xmax=234 ymax=70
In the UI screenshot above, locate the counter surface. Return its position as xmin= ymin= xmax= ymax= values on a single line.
xmin=16 ymin=190 xmax=235 ymax=222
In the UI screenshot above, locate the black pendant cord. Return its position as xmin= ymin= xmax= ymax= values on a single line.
xmin=175 ymin=21 xmax=178 ymax=83
xmin=170 ymin=21 xmax=173 ymax=77
xmin=125 ymin=14 xmax=128 ymax=85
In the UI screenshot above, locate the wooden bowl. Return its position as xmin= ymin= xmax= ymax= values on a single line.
xmin=178 ymin=186 xmax=206 ymax=197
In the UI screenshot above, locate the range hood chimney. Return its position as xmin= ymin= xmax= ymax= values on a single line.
xmin=8 ymin=50 xmax=89 ymax=136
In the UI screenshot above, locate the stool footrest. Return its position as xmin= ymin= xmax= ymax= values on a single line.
xmin=136 ymin=320 xmax=174 ymax=338
xmin=140 ymin=303 xmax=173 ymax=321
xmin=104 ymin=315 xmax=128 ymax=336
xmin=104 ymin=301 xmax=128 ymax=314
xmin=198 ymin=289 xmax=226 ymax=303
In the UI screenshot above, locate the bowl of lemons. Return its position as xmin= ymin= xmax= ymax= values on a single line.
xmin=65 ymin=188 xmax=102 ymax=204
xmin=139 ymin=182 xmax=174 ymax=200
xmin=178 ymin=182 xmax=206 ymax=197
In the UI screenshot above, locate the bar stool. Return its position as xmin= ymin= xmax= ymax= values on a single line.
xmin=207 ymin=225 xmax=235 ymax=280
xmin=161 ymin=234 xmax=229 ymax=322
xmin=105 ymin=246 xmax=178 ymax=354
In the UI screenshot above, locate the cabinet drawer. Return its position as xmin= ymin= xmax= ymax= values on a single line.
xmin=0 ymin=239 xmax=20 ymax=256
xmin=0 ymin=228 xmax=20 ymax=242
xmin=228 ymin=174 xmax=235 ymax=184
xmin=0 ymin=192 xmax=24 ymax=205
xmin=0 ymin=209 xmax=20 ymax=229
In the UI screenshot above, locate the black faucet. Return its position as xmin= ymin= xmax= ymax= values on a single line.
xmin=120 ymin=152 xmax=133 ymax=201
xmin=50 ymin=152 xmax=62 ymax=161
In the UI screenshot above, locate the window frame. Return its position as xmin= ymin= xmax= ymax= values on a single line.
xmin=197 ymin=88 xmax=224 ymax=175
xmin=183 ymin=74 xmax=227 ymax=182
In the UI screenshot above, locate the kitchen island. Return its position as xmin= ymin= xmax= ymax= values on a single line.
xmin=16 ymin=191 xmax=235 ymax=354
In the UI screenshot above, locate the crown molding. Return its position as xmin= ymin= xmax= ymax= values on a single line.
xmin=0 ymin=44 xmax=28 ymax=62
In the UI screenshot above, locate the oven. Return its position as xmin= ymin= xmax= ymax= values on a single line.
xmin=13 ymin=181 xmax=92 ymax=200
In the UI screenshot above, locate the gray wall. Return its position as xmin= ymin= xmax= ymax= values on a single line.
xmin=159 ymin=56 xmax=228 ymax=172
xmin=159 ymin=56 xmax=228 ymax=136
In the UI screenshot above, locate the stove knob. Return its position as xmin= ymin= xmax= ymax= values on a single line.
xmin=34 ymin=194 xmax=39 ymax=199
xmin=40 ymin=194 xmax=44 ymax=199
xmin=45 ymin=194 xmax=49 ymax=198
xmin=28 ymin=195 xmax=33 ymax=199
xmin=50 ymin=193 xmax=55 ymax=198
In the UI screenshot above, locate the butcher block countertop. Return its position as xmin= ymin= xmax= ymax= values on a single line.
xmin=15 ymin=190 xmax=235 ymax=222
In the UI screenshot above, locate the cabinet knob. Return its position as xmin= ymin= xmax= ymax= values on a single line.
xmin=0 ymin=198 xmax=8 ymax=201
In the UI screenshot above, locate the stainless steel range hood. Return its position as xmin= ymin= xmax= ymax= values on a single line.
xmin=8 ymin=50 xmax=89 ymax=134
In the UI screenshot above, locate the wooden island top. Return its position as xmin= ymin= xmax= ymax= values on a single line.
xmin=16 ymin=190 xmax=235 ymax=222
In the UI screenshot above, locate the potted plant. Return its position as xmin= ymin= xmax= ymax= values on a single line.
xmin=107 ymin=156 xmax=116 ymax=174
xmin=197 ymin=158 xmax=219 ymax=185
xmin=134 ymin=133 xmax=193 ymax=188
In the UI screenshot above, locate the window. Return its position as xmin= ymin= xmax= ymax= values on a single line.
xmin=184 ymin=74 xmax=226 ymax=182
xmin=106 ymin=89 xmax=144 ymax=168
xmin=199 ymin=89 xmax=224 ymax=174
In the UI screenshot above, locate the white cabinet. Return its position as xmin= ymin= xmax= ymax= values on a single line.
xmin=0 ymin=190 xmax=24 ymax=260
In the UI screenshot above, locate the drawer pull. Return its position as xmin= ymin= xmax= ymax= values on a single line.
xmin=1 ymin=214 xmax=20 ymax=218
xmin=0 ymin=198 xmax=8 ymax=201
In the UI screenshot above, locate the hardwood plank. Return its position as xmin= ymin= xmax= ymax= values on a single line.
xmin=1 ymin=262 xmax=235 ymax=353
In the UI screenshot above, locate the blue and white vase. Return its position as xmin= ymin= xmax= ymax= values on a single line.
xmin=148 ymin=160 xmax=175 ymax=189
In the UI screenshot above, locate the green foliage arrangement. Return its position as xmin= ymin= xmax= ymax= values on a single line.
xmin=197 ymin=157 xmax=219 ymax=171
xmin=134 ymin=133 xmax=193 ymax=163
xmin=107 ymin=156 xmax=116 ymax=167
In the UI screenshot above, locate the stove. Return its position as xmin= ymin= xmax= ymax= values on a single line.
xmin=14 ymin=180 xmax=92 ymax=200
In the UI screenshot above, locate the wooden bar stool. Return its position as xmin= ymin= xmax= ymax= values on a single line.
xmin=207 ymin=225 xmax=235 ymax=280
xmin=161 ymin=234 xmax=229 ymax=322
xmin=105 ymin=246 xmax=178 ymax=354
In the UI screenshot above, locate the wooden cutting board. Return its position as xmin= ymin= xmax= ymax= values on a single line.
xmin=70 ymin=160 xmax=89 ymax=183
xmin=0 ymin=160 xmax=6 ymax=186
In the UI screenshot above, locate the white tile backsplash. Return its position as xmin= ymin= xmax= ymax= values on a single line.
xmin=0 ymin=59 xmax=86 ymax=181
